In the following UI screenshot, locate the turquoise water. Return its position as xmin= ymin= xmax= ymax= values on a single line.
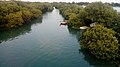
xmin=0 ymin=8 xmax=116 ymax=67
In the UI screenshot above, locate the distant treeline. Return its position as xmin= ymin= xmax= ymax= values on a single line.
xmin=76 ymin=2 xmax=120 ymax=7
xmin=0 ymin=1 xmax=53 ymax=29
xmin=53 ymin=2 xmax=120 ymax=7
xmin=105 ymin=2 xmax=120 ymax=7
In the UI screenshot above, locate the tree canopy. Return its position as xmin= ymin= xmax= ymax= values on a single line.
xmin=80 ymin=24 xmax=120 ymax=60
xmin=56 ymin=2 xmax=120 ymax=28
xmin=0 ymin=1 xmax=53 ymax=29
xmin=55 ymin=2 xmax=120 ymax=63
xmin=84 ymin=2 xmax=118 ymax=26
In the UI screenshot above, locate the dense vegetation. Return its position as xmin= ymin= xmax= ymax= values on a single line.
xmin=79 ymin=2 xmax=120 ymax=61
xmin=54 ymin=3 xmax=84 ymax=28
xmin=80 ymin=24 xmax=120 ymax=60
xmin=55 ymin=2 xmax=120 ymax=64
xmin=1 ymin=1 xmax=120 ymax=65
xmin=55 ymin=2 xmax=119 ymax=28
xmin=0 ymin=1 xmax=53 ymax=29
xmin=77 ymin=2 xmax=120 ymax=7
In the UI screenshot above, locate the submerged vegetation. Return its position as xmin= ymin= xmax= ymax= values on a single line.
xmin=0 ymin=1 xmax=53 ymax=29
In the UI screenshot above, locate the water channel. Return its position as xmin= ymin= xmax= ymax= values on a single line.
xmin=0 ymin=8 xmax=117 ymax=67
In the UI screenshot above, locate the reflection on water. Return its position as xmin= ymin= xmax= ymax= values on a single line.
xmin=67 ymin=27 xmax=81 ymax=41
xmin=79 ymin=49 xmax=116 ymax=67
xmin=0 ymin=17 xmax=42 ymax=43
xmin=0 ymin=8 xmax=117 ymax=67
xmin=67 ymin=27 xmax=116 ymax=67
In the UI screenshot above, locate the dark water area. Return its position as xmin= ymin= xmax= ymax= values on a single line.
xmin=0 ymin=8 xmax=116 ymax=67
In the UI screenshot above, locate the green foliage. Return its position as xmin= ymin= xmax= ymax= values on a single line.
xmin=80 ymin=24 xmax=120 ymax=60
xmin=55 ymin=1 xmax=120 ymax=62
xmin=31 ymin=8 xmax=42 ymax=19
xmin=41 ymin=3 xmax=53 ymax=12
xmin=56 ymin=3 xmax=84 ymax=28
xmin=5 ymin=12 xmax=24 ymax=28
xmin=56 ymin=2 xmax=119 ymax=28
xmin=84 ymin=2 xmax=118 ymax=26
xmin=110 ymin=13 xmax=120 ymax=33
xmin=21 ymin=8 xmax=32 ymax=22
xmin=0 ymin=1 xmax=53 ymax=29
xmin=68 ymin=13 xmax=83 ymax=28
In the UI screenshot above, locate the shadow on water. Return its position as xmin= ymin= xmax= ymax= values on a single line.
xmin=0 ymin=8 xmax=118 ymax=67
xmin=0 ymin=17 xmax=42 ymax=44
xmin=67 ymin=26 xmax=116 ymax=67
xmin=79 ymin=49 xmax=117 ymax=67
xmin=67 ymin=26 xmax=81 ymax=41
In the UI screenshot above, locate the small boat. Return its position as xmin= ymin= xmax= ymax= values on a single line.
xmin=60 ymin=21 xmax=67 ymax=26
xmin=80 ymin=26 xmax=88 ymax=29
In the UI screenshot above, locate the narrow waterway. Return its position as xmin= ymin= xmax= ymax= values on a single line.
xmin=0 ymin=8 xmax=116 ymax=67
